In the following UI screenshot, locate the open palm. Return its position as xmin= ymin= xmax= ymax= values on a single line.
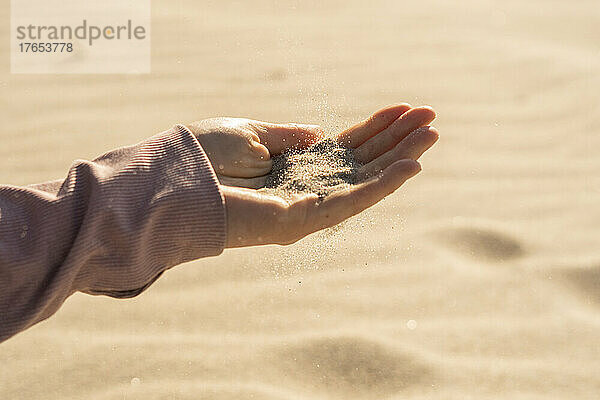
xmin=206 ymin=104 xmax=439 ymax=247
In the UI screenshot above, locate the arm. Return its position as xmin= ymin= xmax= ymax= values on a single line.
xmin=0 ymin=104 xmax=438 ymax=343
xmin=0 ymin=125 xmax=225 ymax=342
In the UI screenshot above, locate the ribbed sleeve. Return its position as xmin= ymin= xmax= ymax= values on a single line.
xmin=0 ymin=125 xmax=226 ymax=343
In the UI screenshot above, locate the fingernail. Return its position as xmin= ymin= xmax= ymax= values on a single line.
xmin=404 ymin=159 xmax=422 ymax=172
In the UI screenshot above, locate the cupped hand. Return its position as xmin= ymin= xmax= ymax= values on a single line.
xmin=186 ymin=118 xmax=323 ymax=188
xmin=219 ymin=104 xmax=439 ymax=248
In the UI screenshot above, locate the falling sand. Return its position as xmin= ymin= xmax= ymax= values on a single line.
xmin=263 ymin=138 xmax=362 ymax=199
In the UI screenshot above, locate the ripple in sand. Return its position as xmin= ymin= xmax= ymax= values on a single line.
xmin=275 ymin=336 xmax=433 ymax=397
xmin=434 ymin=226 xmax=525 ymax=261
xmin=560 ymin=265 xmax=600 ymax=306
xmin=114 ymin=381 xmax=295 ymax=400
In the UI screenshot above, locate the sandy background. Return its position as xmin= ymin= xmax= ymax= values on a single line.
xmin=1 ymin=0 xmax=600 ymax=398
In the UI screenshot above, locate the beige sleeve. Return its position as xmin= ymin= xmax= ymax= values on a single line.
xmin=0 ymin=125 xmax=226 ymax=342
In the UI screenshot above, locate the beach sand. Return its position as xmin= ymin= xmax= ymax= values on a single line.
xmin=263 ymin=138 xmax=360 ymax=199
xmin=1 ymin=0 xmax=600 ymax=398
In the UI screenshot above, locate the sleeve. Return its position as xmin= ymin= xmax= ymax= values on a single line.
xmin=0 ymin=124 xmax=226 ymax=342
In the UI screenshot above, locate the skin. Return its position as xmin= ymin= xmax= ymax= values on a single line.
xmin=185 ymin=104 xmax=438 ymax=248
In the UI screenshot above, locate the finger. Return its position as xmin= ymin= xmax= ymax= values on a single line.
xmin=216 ymin=162 xmax=272 ymax=178
xmin=354 ymin=106 xmax=436 ymax=164
xmin=298 ymin=159 xmax=421 ymax=234
xmin=250 ymin=121 xmax=325 ymax=155
xmin=336 ymin=103 xmax=412 ymax=148
xmin=357 ymin=126 xmax=438 ymax=180
xmin=202 ymin=132 xmax=272 ymax=178
xmin=219 ymin=140 xmax=272 ymax=178
xmin=218 ymin=174 xmax=268 ymax=189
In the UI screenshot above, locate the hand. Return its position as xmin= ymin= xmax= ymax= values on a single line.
xmin=222 ymin=104 xmax=439 ymax=248
xmin=185 ymin=118 xmax=323 ymax=188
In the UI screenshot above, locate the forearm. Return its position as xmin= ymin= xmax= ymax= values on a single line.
xmin=0 ymin=125 xmax=226 ymax=342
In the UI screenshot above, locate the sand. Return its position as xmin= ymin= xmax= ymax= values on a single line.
xmin=1 ymin=0 xmax=600 ymax=399
xmin=263 ymin=139 xmax=361 ymax=199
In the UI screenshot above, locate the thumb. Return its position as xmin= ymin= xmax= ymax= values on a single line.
xmin=251 ymin=122 xmax=324 ymax=155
